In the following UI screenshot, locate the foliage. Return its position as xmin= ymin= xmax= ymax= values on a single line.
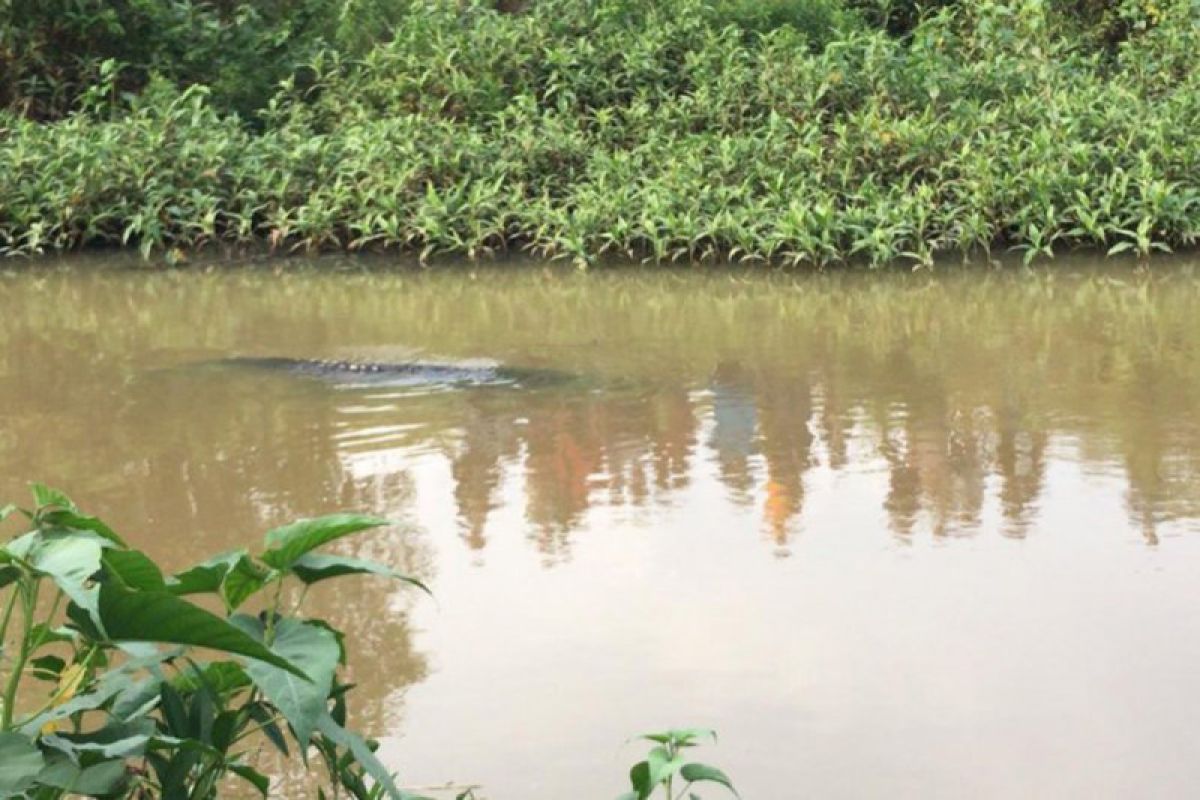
xmin=0 ymin=0 xmax=413 ymax=120
xmin=618 ymin=729 xmax=737 ymax=800
xmin=0 ymin=485 xmax=429 ymax=799
xmin=2 ymin=0 xmax=1200 ymax=265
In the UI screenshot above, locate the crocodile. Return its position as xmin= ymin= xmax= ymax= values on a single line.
xmin=216 ymin=356 xmax=571 ymax=388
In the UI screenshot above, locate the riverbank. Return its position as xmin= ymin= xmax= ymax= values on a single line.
xmin=3 ymin=0 xmax=1198 ymax=266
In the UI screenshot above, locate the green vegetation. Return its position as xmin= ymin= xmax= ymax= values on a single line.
xmin=0 ymin=485 xmax=428 ymax=798
xmin=2 ymin=0 xmax=1199 ymax=265
xmin=618 ymin=729 xmax=737 ymax=800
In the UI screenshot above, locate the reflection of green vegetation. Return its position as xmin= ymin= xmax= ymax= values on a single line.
xmin=1 ymin=263 xmax=1199 ymax=553
xmin=3 ymin=1 xmax=1200 ymax=263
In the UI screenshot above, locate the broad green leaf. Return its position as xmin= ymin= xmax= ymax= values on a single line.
xmin=39 ymin=509 xmax=127 ymax=547
xmin=314 ymin=711 xmax=404 ymax=800
xmin=230 ymin=615 xmax=339 ymax=746
xmin=167 ymin=550 xmax=246 ymax=595
xmin=0 ymin=732 xmax=45 ymax=795
xmin=292 ymin=553 xmax=430 ymax=594
xmin=103 ymin=549 xmax=166 ymax=591
xmin=97 ymin=582 xmax=307 ymax=679
xmin=37 ymin=758 xmax=128 ymax=795
xmin=29 ymin=534 xmax=103 ymax=629
xmin=261 ymin=514 xmax=388 ymax=570
xmin=680 ymin=763 xmax=738 ymax=795
xmin=0 ymin=503 xmax=16 ymax=522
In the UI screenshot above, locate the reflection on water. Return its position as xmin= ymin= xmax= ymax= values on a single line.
xmin=3 ymin=258 xmax=1200 ymax=797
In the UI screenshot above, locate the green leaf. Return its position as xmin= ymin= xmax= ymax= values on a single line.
xmin=0 ymin=732 xmax=46 ymax=795
xmin=36 ymin=753 xmax=129 ymax=795
xmin=103 ymin=549 xmax=166 ymax=591
xmin=680 ymin=763 xmax=738 ymax=795
xmin=629 ymin=760 xmax=653 ymax=799
xmin=167 ymin=550 xmax=246 ymax=595
xmin=43 ymin=719 xmax=156 ymax=759
xmin=640 ymin=728 xmax=716 ymax=746
xmin=0 ymin=564 xmax=19 ymax=589
xmin=221 ymin=555 xmax=269 ymax=611
xmin=292 ymin=553 xmax=430 ymax=594
xmin=97 ymin=582 xmax=307 ymax=679
xmin=646 ymin=745 xmax=683 ymax=788
xmin=29 ymin=623 xmax=75 ymax=647
xmin=51 ymin=759 xmax=128 ymax=794
xmin=0 ymin=503 xmax=16 ymax=522
xmin=30 ymin=654 xmax=66 ymax=681
xmin=31 ymin=483 xmax=75 ymax=510
xmin=261 ymin=514 xmax=388 ymax=570
xmin=38 ymin=509 xmax=127 ymax=547
xmin=3 ymin=530 xmax=39 ymax=561
xmin=248 ymin=703 xmax=290 ymax=756
xmin=172 ymin=661 xmax=252 ymax=695
xmin=231 ymin=763 xmax=271 ymax=797
xmin=112 ymin=676 xmax=165 ymax=722
xmin=229 ymin=615 xmax=339 ymax=746
xmin=28 ymin=534 xmax=104 ymax=629
xmin=314 ymin=711 xmax=404 ymax=800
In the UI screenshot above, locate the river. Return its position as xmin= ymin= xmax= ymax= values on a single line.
xmin=2 ymin=255 xmax=1199 ymax=798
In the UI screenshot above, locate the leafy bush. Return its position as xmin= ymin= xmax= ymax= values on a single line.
xmin=1 ymin=0 xmax=1199 ymax=266
xmin=715 ymin=0 xmax=863 ymax=45
xmin=0 ymin=0 xmax=413 ymax=119
xmin=0 ymin=485 xmax=428 ymax=798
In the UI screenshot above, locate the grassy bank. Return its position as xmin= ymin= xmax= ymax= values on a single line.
xmin=2 ymin=0 xmax=1199 ymax=266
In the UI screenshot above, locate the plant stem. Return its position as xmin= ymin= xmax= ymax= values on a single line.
xmin=0 ymin=583 xmax=19 ymax=651
xmin=2 ymin=580 xmax=38 ymax=728
xmin=264 ymin=578 xmax=286 ymax=645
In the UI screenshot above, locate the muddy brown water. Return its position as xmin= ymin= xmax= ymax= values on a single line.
xmin=3 ymin=255 xmax=1200 ymax=798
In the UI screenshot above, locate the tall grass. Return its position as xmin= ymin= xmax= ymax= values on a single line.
xmin=2 ymin=0 xmax=1198 ymax=266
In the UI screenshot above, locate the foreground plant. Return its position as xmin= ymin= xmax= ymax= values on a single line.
xmin=0 ymin=484 xmax=428 ymax=799
xmin=618 ymin=729 xmax=737 ymax=800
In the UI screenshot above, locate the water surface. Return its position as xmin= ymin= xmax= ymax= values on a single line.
xmin=3 ymin=256 xmax=1200 ymax=798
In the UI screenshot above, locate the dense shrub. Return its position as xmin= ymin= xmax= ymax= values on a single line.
xmin=0 ymin=0 xmax=414 ymax=119
xmin=1 ymin=0 xmax=1199 ymax=266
